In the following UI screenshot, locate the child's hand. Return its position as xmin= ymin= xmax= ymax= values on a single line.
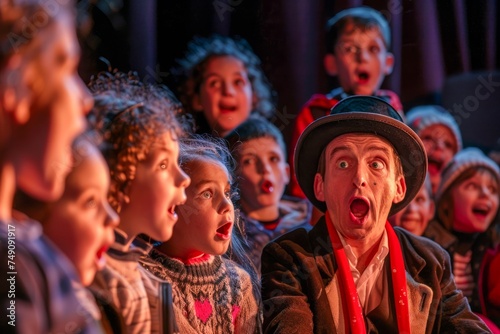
xmin=453 ymin=251 xmax=474 ymax=297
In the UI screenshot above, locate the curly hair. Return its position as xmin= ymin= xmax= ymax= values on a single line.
xmin=87 ymin=69 xmax=188 ymax=213
xmin=177 ymin=35 xmax=275 ymax=133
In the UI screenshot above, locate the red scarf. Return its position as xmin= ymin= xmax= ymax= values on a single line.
xmin=325 ymin=213 xmax=411 ymax=333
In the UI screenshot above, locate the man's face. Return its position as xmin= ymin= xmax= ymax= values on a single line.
xmin=314 ymin=134 xmax=406 ymax=243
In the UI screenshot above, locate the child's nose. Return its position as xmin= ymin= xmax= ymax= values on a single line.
xmin=222 ymin=81 xmax=236 ymax=96
xmin=105 ymin=201 xmax=120 ymax=228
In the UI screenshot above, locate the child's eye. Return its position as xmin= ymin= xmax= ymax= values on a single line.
xmin=201 ymin=190 xmax=213 ymax=199
xmin=207 ymin=79 xmax=221 ymax=89
xmin=84 ymin=197 xmax=97 ymax=209
xmin=159 ymin=160 xmax=168 ymax=169
xmin=234 ymin=78 xmax=246 ymax=86
xmin=370 ymin=161 xmax=384 ymax=169
xmin=338 ymin=160 xmax=349 ymax=169
xmin=369 ymin=45 xmax=381 ymax=54
xmin=270 ymin=155 xmax=280 ymax=163
xmin=242 ymin=157 xmax=255 ymax=166
xmin=224 ymin=191 xmax=232 ymax=200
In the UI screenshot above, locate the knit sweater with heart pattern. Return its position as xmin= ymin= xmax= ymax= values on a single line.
xmin=142 ymin=250 xmax=260 ymax=334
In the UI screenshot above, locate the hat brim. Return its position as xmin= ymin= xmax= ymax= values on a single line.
xmin=294 ymin=112 xmax=427 ymax=216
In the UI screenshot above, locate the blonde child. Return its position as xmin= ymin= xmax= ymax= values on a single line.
xmin=87 ymin=70 xmax=191 ymax=333
xmin=141 ymin=136 xmax=261 ymax=334
xmin=177 ymin=35 xmax=275 ymax=137
xmin=389 ymin=175 xmax=435 ymax=236
xmin=424 ymin=148 xmax=500 ymax=318
xmin=225 ymin=116 xmax=312 ymax=272
xmin=406 ymin=105 xmax=463 ymax=194
xmin=0 ymin=0 xmax=97 ymax=332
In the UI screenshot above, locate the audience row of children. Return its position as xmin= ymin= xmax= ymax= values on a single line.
xmin=2 ymin=1 xmax=499 ymax=333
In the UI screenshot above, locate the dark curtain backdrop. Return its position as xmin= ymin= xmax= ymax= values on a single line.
xmin=77 ymin=0 xmax=500 ymax=152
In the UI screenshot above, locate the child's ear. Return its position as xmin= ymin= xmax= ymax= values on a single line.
xmin=0 ymin=55 xmax=31 ymax=124
xmin=323 ymin=54 xmax=338 ymax=76
xmin=191 ymin=93 xmax=203 ymax=112
xmin=284 ymin=162 xmax=290 ymax=185
xmin=384 ymin=52 xmax=395 ymax=76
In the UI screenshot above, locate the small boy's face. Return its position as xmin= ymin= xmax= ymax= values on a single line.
xmin=171 ymin=159 xmax=235 ymax=259
xmin=451 ymin=169 xmax=499 ymax=233
xmin=419 ymin=124 xmax=457 ymax=193
xmin=192 ymin=55 xmax=253 ymax=137
xmin=325 ymin=24 xmax=394 ymax=96
xmin=236 ymin=137 xmax=290 ymax=217
xmin=7 ymin=14 xmax=93 ymax=202
xmin=390 ymin=183 xmax=435 ymax=236
xmin=43 ymin=142 xmax=118 ymax=286
xmin=119 ymin=131 xmax=190 ymax=242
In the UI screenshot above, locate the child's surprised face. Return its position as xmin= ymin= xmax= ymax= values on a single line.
xmin=119 ymin=131 xmax=190 ymax=242
xmin=236 ymin=137 xmax=290 ymax=218
xmin=43 ymin=142 xmax=118 ymax=286
xmin=193 ymin=56 xmax=253 ymax=137
xmin=451 ymin=169 xmax=499 ymax=233
xmin=420 ymin=124 xmax=458 ymax=193
xmin=328 ymin=24 xmax=393 ymax=96
xmin=171 ymin=159 xmax=235 ymax=260
xmin=390 ymin=183 xmax=435 ymax=236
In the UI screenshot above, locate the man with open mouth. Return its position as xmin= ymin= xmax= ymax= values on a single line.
xmin=260 ymin=96 xmax=490 ymax=333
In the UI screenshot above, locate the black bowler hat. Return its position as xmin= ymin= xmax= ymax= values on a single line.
xmin=294 ymin=96 xmax=427 ymax=215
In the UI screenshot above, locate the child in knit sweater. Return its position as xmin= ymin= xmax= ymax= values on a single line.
xmin=87 ymin=70 xmax=191 ymax=333
xmin=141 ymin=136 xmax=261 ymax=334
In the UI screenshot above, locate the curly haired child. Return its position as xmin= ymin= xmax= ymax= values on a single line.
xmin=140 ymin=135 xmax=261 ymax=334
xmin=87 ymin=70 xmax=191 ymax=333
xmin=176 ymin=34 xmax=275 ymax=137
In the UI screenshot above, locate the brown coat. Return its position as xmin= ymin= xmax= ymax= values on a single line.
xmin=261 ymin=216 xmax=491 ymax=334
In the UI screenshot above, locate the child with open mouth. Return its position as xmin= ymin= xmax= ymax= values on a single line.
xmin=176 ymin=35 xmax=275 ymax=138
xmin=406 ymin=105 xmax=463 ymax=195
xmin=87 ymin=70 xmax=191 ymax=333
xmin=424 ymin=147 xmax=500 ymax=328
xmin=225 ymin=116 xmax=312 ymax=272
xmin=141 ymin=136 xmax=261 ymax=334
xmin=13 ymin=134 xmax=121 ymax=331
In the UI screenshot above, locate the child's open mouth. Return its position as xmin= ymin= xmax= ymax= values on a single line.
xmin=427 ymin=157 xmax=443 ymax=175
xmin=219 ymin=104 xmax=237 ymax=113
xmin=349 ymin=197 xmax=370 ymax=224
xmin=216 ymin=222 xmax=232 ymax=240
xmin=95 ymin=246 xmax=108 ymax=270
xmin=261 ymin=180 xmax=274 ymax=194
xmin=472 ymin=205 xmax=491 ymax=219
xmin=357 ymin=71 xmax=370 ymax=84
xmin=168 ymin=205 xmax=179 ymax=220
